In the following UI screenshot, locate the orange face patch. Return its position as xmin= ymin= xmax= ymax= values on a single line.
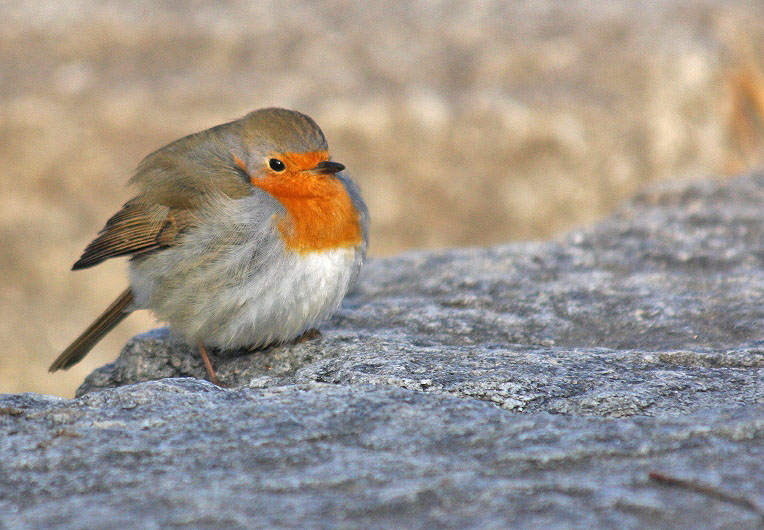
xmin=241 ymin=151 xmax=363 ymax=253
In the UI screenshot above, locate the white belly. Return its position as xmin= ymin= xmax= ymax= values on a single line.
xmin=208 ymin=246 xmax=358 ymax=349
xmin=131 ymin=244 xmax=358 ymax=349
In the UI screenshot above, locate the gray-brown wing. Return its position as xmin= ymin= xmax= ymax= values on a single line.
xmin=72 ymin=200 xmax=194 ymax=270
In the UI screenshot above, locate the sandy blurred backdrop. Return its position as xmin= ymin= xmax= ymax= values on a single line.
xmin=3 ymin=0 xmax=764 ymax=397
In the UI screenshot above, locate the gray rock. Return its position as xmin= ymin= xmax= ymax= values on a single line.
xmin=4 ymin=172 xmax=764 ymax=527
xmin=3 ymin=380 xmax=764 ymax=528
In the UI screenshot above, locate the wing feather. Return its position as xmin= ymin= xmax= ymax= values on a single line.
xmin=72 ymin=201 xmax=193 ymax=270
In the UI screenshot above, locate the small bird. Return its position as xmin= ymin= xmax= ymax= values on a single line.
xmin=50 ymin=108 xmax=368 ymax=385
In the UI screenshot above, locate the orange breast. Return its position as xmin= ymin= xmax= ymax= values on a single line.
xmin=250 ymin=152 xmax=363 ymax=254
xmin=276 ymin=191 xmax=363 ymax=253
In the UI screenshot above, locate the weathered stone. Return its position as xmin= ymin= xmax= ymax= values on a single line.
xmin=3 ymin=380 xmax=764 ymax=528
xmin=4 ymin=172 xmax=764 ymax=527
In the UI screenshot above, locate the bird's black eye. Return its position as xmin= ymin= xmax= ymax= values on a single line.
xmin=268 ymin=158 xmax=286 ymax=172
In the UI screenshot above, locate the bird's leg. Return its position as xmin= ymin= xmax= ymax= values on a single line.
xmin=197 ymin=341 xmax=222 ymax=386
xmin=294 ymin=328 xmax=322 ymax=343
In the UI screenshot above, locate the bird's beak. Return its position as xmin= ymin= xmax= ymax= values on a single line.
xmin=310 ymin=160 xmax=345 ymax=174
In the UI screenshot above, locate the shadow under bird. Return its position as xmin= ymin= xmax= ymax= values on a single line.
xmin=50 ymin=108 xmax=369 ymax=385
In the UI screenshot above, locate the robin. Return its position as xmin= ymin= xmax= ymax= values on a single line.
xmin=49 ymin=108 xmax=369 ymax=385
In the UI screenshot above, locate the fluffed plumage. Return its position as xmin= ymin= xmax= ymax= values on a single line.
xmin=51 ymin=108 xmax=368 ymax=384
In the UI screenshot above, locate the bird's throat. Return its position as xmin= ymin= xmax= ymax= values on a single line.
xmin=254 ymin=176 xmax=363 ymax=253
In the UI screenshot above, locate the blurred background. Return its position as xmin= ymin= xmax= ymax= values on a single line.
xmin=3 ymin=0 xmax=764 ymax=397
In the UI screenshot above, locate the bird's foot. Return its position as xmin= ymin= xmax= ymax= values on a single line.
xmin=294 ymin=328 xmax=322 ymax=343
xmin=197 ymin=341 xmax=224 ymax=387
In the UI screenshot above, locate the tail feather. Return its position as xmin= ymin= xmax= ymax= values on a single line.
xmin=49 ymin=288 xmax=134 ymax=372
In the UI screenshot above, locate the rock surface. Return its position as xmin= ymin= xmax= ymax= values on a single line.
xmin=4 ymin=173 xmax=764 ymax=527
